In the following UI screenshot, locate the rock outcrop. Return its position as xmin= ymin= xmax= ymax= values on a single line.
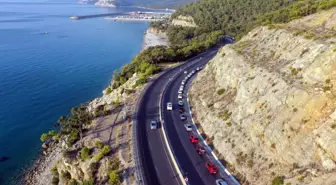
xmin=171 ymin=15 xmax=197 ymax=27
xmin=189 ymin=8 xmax=336 ymax=185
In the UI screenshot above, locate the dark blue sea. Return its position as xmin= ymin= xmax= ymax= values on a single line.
xmin=0 ymin=0 xmax=159 ymax=184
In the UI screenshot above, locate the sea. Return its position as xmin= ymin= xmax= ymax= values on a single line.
xmin=0 ymin=0 xmax=163 ymax=184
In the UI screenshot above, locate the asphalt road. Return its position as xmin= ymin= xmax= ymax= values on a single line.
xmin=136 ymin=48 xmax=218 ymax=185
xmin=162 ymin=60 xmax=238 ymax=185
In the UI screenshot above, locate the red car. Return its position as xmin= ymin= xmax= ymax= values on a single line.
xmin=197 ymin=146 xmax=206 ymax=155
xmin=189 ymin=135 xmax=199 ymax=144
xmin=206 ymin=162 xmax=218 ymax=175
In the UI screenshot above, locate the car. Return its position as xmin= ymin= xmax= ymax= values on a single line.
xmin=192 ymin=70 xmax=196 ymax=73
xmin=178 ymin=100 xmax=184 ymax=106
xmin=179 ymin=86 xmax=184 ymax=91
xmin=184 ymin=70 xmax=188 ymax=74
xmin=150 ymin=120 xmax=157 ymax=130
xmin=188 ymin=74 xmax=192 ymax=78
xmin=181 ymin=81 xmax=185 ymax=85
xmin=205 ymin=162 xmax=218 ymax=175
xmin=189 ymin=135 xmax=199 ymax=144
xmin=216 ymin=179 xmax=228 ymax=185
xmin=167 ymin=102 xmax=172 ymax=110
xmin=184 ymin=76 xmax=188 ymax=80
xmin=197 ymin=146 xmax=206 ymax=155
xmin=184 ymin=124 xmax=192 ymax=131
xmin=178 ymin=90 xmax=183 ymax=94
xmin=179 ymin=108 xmax=185 ymax=113
xmin=180 ymin=114 xmax=187 ymax=120
xmin=196 ymin=67 xmax=200 ymax=71
xmin=178 ymin=93 xmax=183 ymax=99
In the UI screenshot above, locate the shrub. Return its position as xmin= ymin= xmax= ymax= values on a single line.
xmin=89 ymin=162 xmax=98 ymax=177
xmin=50 ymin=166 xmax=58 ymax=175
xmin=135 ymin=76 xmax=147 ymax=87
xmin=67 ymin=129 xmax=79 ymax=147
xmin=40 ymin=130 xmax=57 ymax=142
xmin=216 ymin=89 xmax=225 ymax=95
xmin=108 ymin=170 xmax=121 ymax=185
xmin=226 ymin=122 xmax=232 ymax=127
xmin=61 ymin=171 xmax=71 ymax=182
xmin=272 ymin=176 xmax=284 ymax=185
xmin=95 ymin=141 xmax=103 ymax=149
xmin=82 ymin=179 xmax=95 ymax=185
xmin=109 ymin=157 xmax=121 ymax=171
xmin=51 ymin=176 xmax=59 ymax=185
xmin=69 ymin=179 xmax=79 ymax=185
xmin=105 ymin=87 xmax=112 ymax=95
xmin=81 ymin=147 xmax=91 ymax=161
xmin=95 ymin=145 xmax=112 ymax=161
xmin=326 ymin=78 xmax=331 ymax=83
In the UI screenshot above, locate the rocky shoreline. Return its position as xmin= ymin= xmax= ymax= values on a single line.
xmin=25 ymin=142 xmax=62 ymax=185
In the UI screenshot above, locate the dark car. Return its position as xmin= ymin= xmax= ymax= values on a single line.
xmin=180 ymin=114 xmax=187 ymax=121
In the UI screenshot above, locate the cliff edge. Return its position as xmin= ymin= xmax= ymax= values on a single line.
xmin=189 ymin=8 xmax=336 ymax=185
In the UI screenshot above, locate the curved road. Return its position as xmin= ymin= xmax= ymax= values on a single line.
xmin=136 ymin=48 xmax=220 ymax=185
xmin=162 ymin=59 xmax=238 ymax=185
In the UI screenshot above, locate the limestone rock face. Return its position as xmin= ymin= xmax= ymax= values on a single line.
xmin=171 ymin=15 xmax=197 ymax=27
xmin=87 ymin=73 xmax=139 ymax=113
xmin=189 ymin=8 xmax=336 ymax=185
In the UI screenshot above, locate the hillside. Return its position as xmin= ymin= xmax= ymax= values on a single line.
xmin=189 ymin=8 xmax=336 ymax=185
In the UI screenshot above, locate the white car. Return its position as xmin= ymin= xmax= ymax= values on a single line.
xmin=181 ymin=81 xmax=185 ymax=85
xmin=179 ymin=86 xmax=184 ymax=91
xmin=167 ymin=102 xmax=172 ymax=110
xmin=184 ymin=70 xmax=188 ymax=74
xmin=196 ymin=67 xmax=200 ymax=71
xmin=178 ymin=90 xmax=183 ymax=94
xmin=178 ymin=100 xmax=184 ymax=106
xmin=150 ymin=121 xmax=157 ymax=130
xmin=184 ymin=124 xmax=192 ymax=131
xmin=178 ymin=93 xmax=183 ymax=99
xmin=216 ymin=179 xmax=228 ymax=185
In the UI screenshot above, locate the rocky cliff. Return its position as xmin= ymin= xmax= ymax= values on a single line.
xmin=171 ymin=15 xmax=197 ymax=27
xmin=189 ymin=8 xmax=336 ymax=185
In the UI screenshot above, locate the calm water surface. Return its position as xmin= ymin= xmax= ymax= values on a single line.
xmin=0 ymin=0 xmax=155 ymax=183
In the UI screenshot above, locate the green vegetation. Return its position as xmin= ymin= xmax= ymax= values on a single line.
xmin=272 ymin=176 xmax=284 ymax=185
xmin=81 ymin=147 xmax=91 ymax=161
xmin=61 ymin=171 xmax=71 ymax=182
xmin=82 ymin=179 xmax=95 ymax=185
xmin=108 ymin=170 xmax=121 ymax=185
xmin=50 ymin=166 xmax=59 ymax=185
xmin=95 ymin=140 xmax=103 ymax=149
xmin=108 ymin=157 xmax=121 ymax=171
xmin=105 ymin=87 xmax=112 ymax=95
xmin=40 ymin=130 xmax=57 ymax=142
xmin=149 ymin=21 xmax=168 ymax=32
xmin=216 ymin=89 xmax=225 ymax=95
xmin=95 ymin=145 xmax=112 ymax=161
xmin=41 ymin=104 xmax=91 ymax=146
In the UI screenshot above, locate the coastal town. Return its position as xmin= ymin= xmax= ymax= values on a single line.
xmin=105 ymin=11 xmax=170 ymax=21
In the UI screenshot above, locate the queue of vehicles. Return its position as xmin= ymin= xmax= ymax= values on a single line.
xmin=165 ymin=66 xmax=228 ymax=185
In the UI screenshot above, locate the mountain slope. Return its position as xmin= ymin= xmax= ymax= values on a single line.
xmin=189 ymin=8 xmax=336 ymax=185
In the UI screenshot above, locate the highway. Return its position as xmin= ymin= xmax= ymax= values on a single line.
xmin=162 ymin=58 xmax=238 ymax=185
xmin=135 ymin=48 xmax=220 ymax=185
